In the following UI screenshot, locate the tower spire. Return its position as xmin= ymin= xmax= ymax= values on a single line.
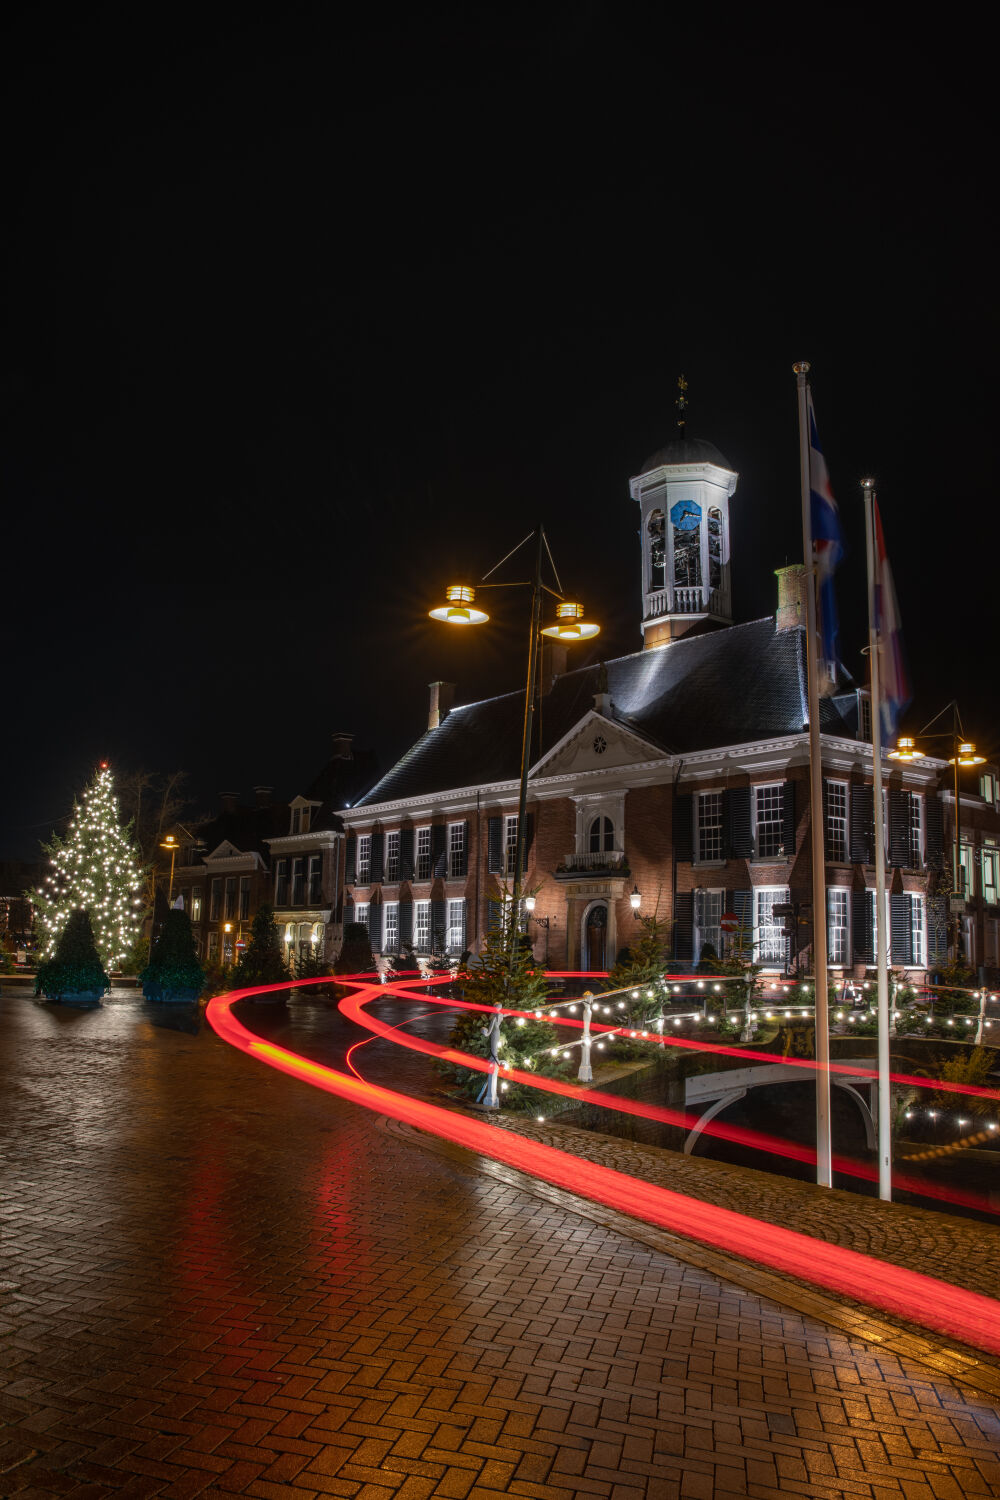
xmin=675 ymin=373 xmax=689 ymax=437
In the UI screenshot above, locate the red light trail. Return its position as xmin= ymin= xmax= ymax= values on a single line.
xmin=207 ymin=978 xmax=1000 ymax=1355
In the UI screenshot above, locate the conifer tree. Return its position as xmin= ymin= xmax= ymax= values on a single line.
xmin=141 ymin=906 xmax=206 ymax=999
xmin=232 ymin=903 xmax=289 ymax=987
xmin=34 ymin=764 xmax=145 ymax=971
xmin=36 ymin=908 xmax=110 ymax=1000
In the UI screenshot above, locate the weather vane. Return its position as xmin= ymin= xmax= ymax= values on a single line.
xmin=676 ymin=373 xmax=689 ymax=435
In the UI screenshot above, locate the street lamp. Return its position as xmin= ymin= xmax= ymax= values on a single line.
xmin=159 ymin=834 xmax=179 ymax=905
xmin=629 ymin=885 xmax=642 ymax=918
xmin=889 ymin=700 xmax=985 ymax=960
xmin=431 ymin=524 xmax=601 ymax=1107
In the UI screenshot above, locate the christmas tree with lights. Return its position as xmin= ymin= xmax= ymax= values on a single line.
xmin=35 ymin=764 xmax=146 ymax=972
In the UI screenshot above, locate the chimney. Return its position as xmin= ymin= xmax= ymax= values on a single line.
xmin=219 ymin=791 xmax=239 ymax=814
xmin=775 ymin=565 xmax=807 ymax=632
xmin=330 ymin=731 xmax=354 ymax=760
xmin=253 ymin=786 xmax=273 ymax=806
xmin=428 ymin=681 xmax=456 ymax=731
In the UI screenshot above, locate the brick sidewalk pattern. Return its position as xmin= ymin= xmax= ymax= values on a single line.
xmin=1 ymin=991 xmax=999 ymax=1498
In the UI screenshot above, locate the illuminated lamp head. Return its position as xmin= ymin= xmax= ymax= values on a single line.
xmin=429 ymin=584 xmax=489 ymax=625
xmin=540 ymin=601 xmax=600 ymax=641
xmin=888 ymin=736 xmax=921 ymax=762
xmin=949 ymin=741 xmax=986 ymax=767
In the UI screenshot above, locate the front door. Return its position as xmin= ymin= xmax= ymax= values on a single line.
xmin=585 ymin=903 xmax=607 ymax=970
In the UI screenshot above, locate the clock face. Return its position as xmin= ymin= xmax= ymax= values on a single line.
xmin=670 ymin=500 xmax=702 ymax=531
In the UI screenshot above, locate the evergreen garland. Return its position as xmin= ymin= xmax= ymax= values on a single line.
xmin=34 ymin=765 xmax=145 ymax=971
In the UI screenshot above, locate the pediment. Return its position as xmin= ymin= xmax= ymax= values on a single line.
xmin=531 ymin=711 xmax=668 ymax=780
xmin=206 ymin=839 xmax=241 ymax=860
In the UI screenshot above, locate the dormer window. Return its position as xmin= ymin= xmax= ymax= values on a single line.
xmin=290 ymin=803 xmax=313 ymax=835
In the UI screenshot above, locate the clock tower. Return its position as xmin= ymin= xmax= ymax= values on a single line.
xmin=629 ymin=381 xmax=739 ymax=649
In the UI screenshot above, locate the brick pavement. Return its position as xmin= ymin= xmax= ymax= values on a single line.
xmin=1 ymin=990 xmax=999 ymax=1499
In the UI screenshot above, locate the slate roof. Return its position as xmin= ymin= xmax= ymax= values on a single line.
xmin=355 ymin=618 xmax=857 ymax=808
xmin=301 ymin=747 xmax=382 ymax=831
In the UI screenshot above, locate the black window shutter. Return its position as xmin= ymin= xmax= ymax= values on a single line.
xmin=369 ymin=902 xmax=382 ymax=952
xmin=345 ymin=835 xmax=357 ymax=885
xmin=431 ymin=899 xmax=447 ymax=949
xmin=487 ymin=897 xmax=501 ymax=933
xmin=674 ymin=794 xmax=693 ymax=862
xmin=890 ymin=893 xmax=911 ymax=965
xmin=925 ymin=793 xmax=945 ymax=870
xmin=463 ymin=818 xmax=472 ymax=875
xmin=888 ymin=788 xmax=909 ymax=868
xmin=523 ymin=813 xmax=534 ymax=856
xmin=926 ymin=894 xmax=948 ymax=963
xmin=399 ymin=899 xmax=413 ymax=947
xmin=370 ymin=828 xmax=384 ymax=884
xmin=851 ymin=784 xmax=874 ymax=864
xmin=674 ymin=892 xmax=694 ymax=961
xmin=431 ymin=824 xmax=447 ymax=877
xmin=727 ymin=787 xmax=752 ymax=859
xmin=399 ymin=827 xmax=414 ymax=881
xmin=782 ymin=780 xmax=796 ymax=858
xmin=853 ymin=890 xmax=874 ymax=964
xmin=732 ymin=889 xmax=753 ymax=957
xmin=344 ymin=897 xmax=354 ymax=925
xmin=487 ymin=817 xmax=503 ymax=874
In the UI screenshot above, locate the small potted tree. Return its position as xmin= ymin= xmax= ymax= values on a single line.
xmin=35 ymin=908 xmax=110 ymax=1006
xmin=141 ymin=907 xmax=206 ymax=1002
xmin=232 ymin=904 xmax=289 ymax=999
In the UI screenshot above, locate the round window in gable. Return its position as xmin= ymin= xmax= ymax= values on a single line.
xmin=593 ymin=735 xmax=607 ymax=755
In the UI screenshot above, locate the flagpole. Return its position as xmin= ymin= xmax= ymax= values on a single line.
xmin=794 ymin=361 xmax=833 ymax=1189
xmin=863 ymin=478 xmax=893 ymax=1201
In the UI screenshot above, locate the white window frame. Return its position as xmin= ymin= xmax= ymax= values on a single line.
xmin=383 ymin=901 xmax=399 ymax=951
xmin=504 ymin=815 xmax=519 ymax=876
xmin=910 ymin=893 xmax=925 ymax=968
xmin=415 ymin=827 xmax=431 ymax=882
xmin=696 ymin=793 xmax=724 ymax=863
xmin=207 ymin=931 xmax=219 ymax=962
xmin=981 ymin=771 xmax=999 ymax=809
xmin=907 ymin=792 xmax=923 ymax=869
xmin=190 ymin=887 xmax=202 ymax=923
xmin=826 ymin=781 xmax=848 ymax=863
xmin=448 ymin=822 xmax=467 ymax=879
xmin=357 ymin=834 xmax=372 ymax=885
xmin=754 ymin=886 xmax=790 ymax=966
xmin=982 ymin=840 xmax=999 ymax=907
xmin=694 ymin=889 xmax=723 ymax=961
xmin=446 ymin=898 xmax=466 ymax=952
xmin=385 ymin=830 xmax=400 ymax=883
xmin=414 ymin=900 xmax=431 ymax=951
xmin=960 ymin=842 xmax=975 ymax=898
xmin=355 ymin=902 xmax=370 ymax=932
xmin=827 ymin=887 xmax=849 ymax=967
xmin=753 ymin=784 xmax=785 ymax=861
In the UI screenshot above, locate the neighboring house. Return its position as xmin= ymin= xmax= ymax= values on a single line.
xmin=171 ymin=791 xmax=287 ymax=965
xmin=264 ymin=732 xmax=379 ymax=968
xmin=340 ymin=432 xmax=1000 ymax=980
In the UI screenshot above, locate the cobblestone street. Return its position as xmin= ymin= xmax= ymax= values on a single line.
xmin=2 ymin=990 xmax=1000 ymax=1499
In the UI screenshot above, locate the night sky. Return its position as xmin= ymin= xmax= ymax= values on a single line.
xmin=2 ymin=5 xmax=994 ymax=858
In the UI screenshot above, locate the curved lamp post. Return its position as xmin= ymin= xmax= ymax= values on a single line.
xmin=430 ymin=525 xmax=600 ymax=1104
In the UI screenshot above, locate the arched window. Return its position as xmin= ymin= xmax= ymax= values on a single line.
xmin=647 ymin=510 xmax=665 ymax=591
xmin=708 ymin=507 xmax=723 ymax=590
xmin=673 ymin=519 xmax=701 ymax=586
xmin=589 ymin=815 xmax=615 ymax=852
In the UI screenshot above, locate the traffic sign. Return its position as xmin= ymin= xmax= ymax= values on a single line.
xmin=720 ymin=912 xmax=739 ymax=932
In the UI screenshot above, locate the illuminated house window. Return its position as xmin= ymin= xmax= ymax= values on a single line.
xmin=911 ymin=894 xmax=925 ymax=967
xmin=755 ymin=887 xmax=790 ymax=965
xmin=355 ymin=902 xmax=369 ymax=932
xmin=385 ymin=831 xmax=400 ymax=882
xmin=828 ymin=888 xmax=849 ymax=966
xmin=960 ymin=843 xmax=975 ymax=897
xmin=291 ymin=857 xmax=305 ymax=905
xmin=981 ymin=771 xmax=999 ymax=808
xmin=384 ymin=902 xmax=399 ymax=951
xmin=414 ymin=900 xmax=431 ymax=950
xmin=446 ymin=899 xmax=466 ymax=952
xmin=589 ymin=816 xmax=614 ymax=853
xmin=708 ymin=507 xmax=723 ymax=590
xmin=694 ymin=889 xmax=722 ymax=960
xmin=826 ymin=781 xmax=848 ymax=862
xmin=190 ymin=886 xmax=202 ymax=923
xmin=504 ymin=815 xmax=519 ymax=876
xmin=357 ymin=835 xmax=371 ymax=884
xmin=907 ymin=794 xmax=923 ymax=868
xmin=754 ymin=784 xmax=784 ymax=859
xmin=982 ymin=841 xmax=999 ymax=906
xmin=448 ymin=823 xmax=467 ymax=879
xmin=697 ymin=793 xmax=723 ymax=862
xmin=647 ymin=510 xmax=665 ymax=591
xmin=308 ymin=855 xmax=323 ymax=904
xmin=415 ymin=828 xmax=431 ymax=881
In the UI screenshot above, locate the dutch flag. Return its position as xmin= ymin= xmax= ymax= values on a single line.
xmin=808 ymin=391 xmax=844 ymax=693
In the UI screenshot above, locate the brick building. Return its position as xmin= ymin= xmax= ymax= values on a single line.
xmin=340 ymin=435 xmax=1000 ymax=980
